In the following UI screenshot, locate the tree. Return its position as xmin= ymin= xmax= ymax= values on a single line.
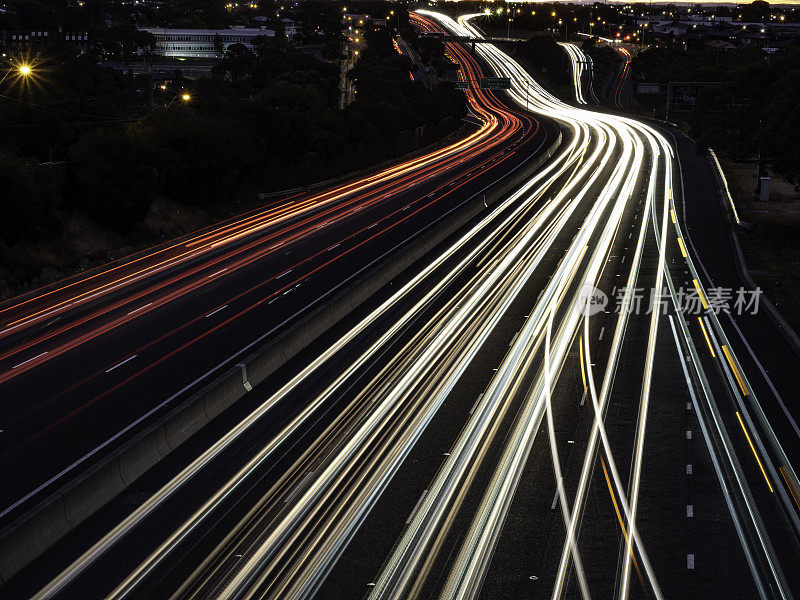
xmin=0 ymin=150 xmax=60 ymax=244
xmin=69 ymin=128 xmax=160 ymax=232
xmin=217 ymin=43 xmax=256 ymax=79
xmin=96 ymin=24 xmax=156 ymax=59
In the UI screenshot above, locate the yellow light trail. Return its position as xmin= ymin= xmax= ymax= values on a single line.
xmin=736 ymin=411 xmax=774 ymax=493
xmin=677 ymin=237 xmax=687 ymax=258
xmin=722 ymin=344 xmax=749 ymax=396
xmin=698 ymin=317 xmax=715 ymax=358
xmin=579 ymin=334 xmax=587 ymax=390
xmin=692 ymin=278 xmax=708 ymax=310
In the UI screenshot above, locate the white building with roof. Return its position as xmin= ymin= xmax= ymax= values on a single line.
xmin=141 ymin=26 xmax=274 ymax=58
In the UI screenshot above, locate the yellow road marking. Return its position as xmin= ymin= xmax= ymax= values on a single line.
xmin=677 ymin=237 xmax=688 ymax=258
xmin=600 ymin=457 xmax=646 ymax=589
xmin=736 ymin=411 xmax=773 ymax=493
xmin=721 ymin=344 xmax=749 ymax=396
xmin=779 ymin=466 xmax=800 ymax=511
xmin=697 ymin=317 xmax=715 ymax=357
xmin=692 ymin=279 xmax=708 ymax=310
xmin=579 ymin=335 xmax=587 ymax=390
xmin=670 ymin=209 xmax=677 ymax=224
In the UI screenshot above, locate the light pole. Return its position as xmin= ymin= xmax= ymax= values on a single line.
xmin=165 ymin=92 xmax=192 ymax=109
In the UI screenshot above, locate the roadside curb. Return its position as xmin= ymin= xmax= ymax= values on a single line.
xmin=705 ymin=146 xmax=800 ymax=361
xmin=0 ymin=127 xmax=563 ymax=585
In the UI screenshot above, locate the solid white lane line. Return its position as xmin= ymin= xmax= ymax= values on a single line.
xmin=127 ymin=303 xmax=153 ymax=316
xmin=406 ymin=490 xmax=428 ymax=524
xmin=469 ymin=394 xmax=484 ymax=415
xmin=106 ymin=355 xmax=139 ymax=373
xmin=12 ymin=351 xmax=48 ymax=369
xmin=276 ymin=270 xmax=292 ymax=279
xmin=284 ymin=471 xmax=314 ymax=504
xmin=205 ymin=306 xmax=228 ymax=319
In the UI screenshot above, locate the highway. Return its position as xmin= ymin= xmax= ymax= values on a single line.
xmin=0 ymin=26 xmax=550 ymax=534
xmin=4 ymin=9 xmax=800 ymax=600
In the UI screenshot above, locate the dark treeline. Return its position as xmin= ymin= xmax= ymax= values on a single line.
xmin=633 ymin=38 xmax=800 ymax=186
xmin=0 ymin=2 xmax=466 ymax=288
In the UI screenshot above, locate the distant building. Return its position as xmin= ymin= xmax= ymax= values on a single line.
xmin=281 ymin=18 xmax=300 ymax=41
xmin=141 ymin=27 xmax=274 ymax=58
xmin=1 ymin=30 xmax=90 ymax=53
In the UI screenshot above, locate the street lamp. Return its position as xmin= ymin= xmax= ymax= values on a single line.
xmin=181 ymin=93 xmax=191 ymax=101
xmin=0 ymin=63 xmax=33 ymax=86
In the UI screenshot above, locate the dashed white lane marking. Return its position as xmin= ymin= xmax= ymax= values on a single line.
xmin=598 ymin=326 xmax=605 ymax=341
xmin=276 ymin=270 xmax=292 ymax=279
xmin=239 ymin=363 xmax=253 ymax=392
xmin=204 ymin=305 xmax=228 ymax=318
xmin=327 ymin=243 xmax=341 ymax=251
xmin=551 ymin=490 xmax=559 ymax=510
xmin=12 ymin=351 xmax=48 ymax=369
xmin=407 ymin=489 xmax=428 ymax=524
xmin=207 ymin=268 xmax=227 ymax=278
xmin=686 ymin=505 xmax=694 ymax=517
xmin=687 ymin=554 xmax=695 ymax=569
xmin=686 ymin=430 xmax=692 ymax=440
xmin=106 ymin=354 xmax=138 ymax=373
xmin=127 ymin=302 xmax=152 ymax=316
xmin=686 ymin=464 xmax=693 ymax=475
xmin=686 ymin=401 xmax=692 ymax=411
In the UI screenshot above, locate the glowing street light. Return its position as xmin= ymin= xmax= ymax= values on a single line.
xmin=181 ymin=93 xmax=191 ymax=101
xmin=0 ymin=62 xmax=34 ymax=86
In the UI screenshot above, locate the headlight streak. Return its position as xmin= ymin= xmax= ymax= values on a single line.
xmin=645 ymin=148 xmax=795 ymax=598
xmin=666 ymin=313 xmax=773 ymax=600
xmin=121 ymin=11 xmax=641 ymax=600
xmin=27 ymin=11 xmax=800 ymax=600
xmin=666 ymin=148 xmax=800 ymax=550
xmin=413 ymin=12 xmax=670 ymax=600
xmin=559 ymin=43 xmax=588 ymax=105
xmin=460 ymin=11 xmax=798 ymax=597
xmin=28 ymin=32 xmax=573 ymax=599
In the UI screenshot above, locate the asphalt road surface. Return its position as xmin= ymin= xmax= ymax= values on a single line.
xmin=4 ymin=10 xmax=800 ymax=600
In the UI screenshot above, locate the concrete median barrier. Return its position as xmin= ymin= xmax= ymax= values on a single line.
xmin=0 ymin=128 xmax=562 ymax=585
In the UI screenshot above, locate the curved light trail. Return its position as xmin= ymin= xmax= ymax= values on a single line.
xmin=21 ymin=10 xmax=800 ymax=600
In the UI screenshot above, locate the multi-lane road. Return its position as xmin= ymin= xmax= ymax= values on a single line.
xmin=3 ymin=10 xmax=800 ymax=600
xmin=0 ymin=31 xmax=549 ymax=526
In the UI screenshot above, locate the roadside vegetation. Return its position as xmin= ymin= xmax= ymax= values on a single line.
xmin=0 ymin=2 xmax=465 ymax=296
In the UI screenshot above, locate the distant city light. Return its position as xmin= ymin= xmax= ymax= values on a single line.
xmin=182 ymin=93 xmax=191 ymax=101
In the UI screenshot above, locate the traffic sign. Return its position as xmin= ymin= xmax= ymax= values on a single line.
xmin=479 ymin=77 xmax=511 ymax=90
